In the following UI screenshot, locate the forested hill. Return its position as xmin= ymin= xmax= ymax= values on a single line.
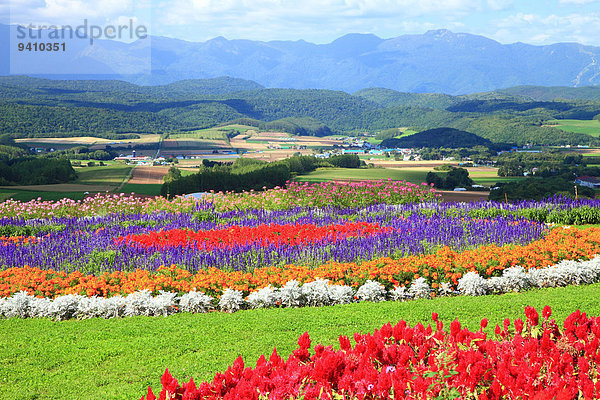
xmin=0 ymin=76 xmax=264 ymax=99
xmin=353 ymin=88 xmax=460 ymax=109
xmin=495 ymin=86 xmax=600 ymax=102
xmin=2 ymin=76 xmax=600 ymax=146
xmin=380 ymin=128 xmax=494 ymax=149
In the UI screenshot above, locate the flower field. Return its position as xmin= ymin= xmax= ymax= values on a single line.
xmin=2 ymin=181 xmax=600 ymax=399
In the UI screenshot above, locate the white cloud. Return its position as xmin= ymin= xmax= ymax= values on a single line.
xmin=491 ymin=12 xmax=600 ymax=45
xmin=7 ymin=0 xmax=140 ymax=26
xmin=486 ymin=0 xmax=513 ymax=11
xmin=160 ymin=0 xmax=491 ymax=24
xmin=559 ymin=0 xmax=599 ymax=4
xmin=154 ymin=0 xmax=509 ymax=42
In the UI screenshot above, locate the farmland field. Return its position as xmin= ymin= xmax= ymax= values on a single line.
xmin=15 ymin=136 xmax=114 ymax=147
xmin=294 ymin=165 xmax=511 ymax=186
xmin=169 ymin=125 xmax=257 ymax=140
xmin=161 ymin=138 xmax=230 ymax=152
xmin=468 ymin=169 xmax=524 ymax=185
xmin=546 ymin=119 xmax=600 ymax=137
xmin=16 ymin=135 xmax=163 ymax=151
xmin=0 ymin=183 xmax=114 ymax=192
xmin=126 ymin=166 xmax=169 ymax=185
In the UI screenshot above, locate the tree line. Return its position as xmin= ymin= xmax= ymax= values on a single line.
xmin=0 ymin=157 xmax=77 ymax=185
xmin=161 ymin=154 xmax=361 ymax=196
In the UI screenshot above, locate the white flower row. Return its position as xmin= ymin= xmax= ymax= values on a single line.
xmin=2 ymin=255 xmax=600 ymax=320
xmin=457 ymin=255 xmax=600 ymax=296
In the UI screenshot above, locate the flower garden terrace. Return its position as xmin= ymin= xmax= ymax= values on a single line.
xmin=2 ymin=183 xmax=600 ymax=300
xmin=3 ymin=182 xmax=600 ymax=400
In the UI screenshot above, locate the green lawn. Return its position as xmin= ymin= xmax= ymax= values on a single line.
xmin=294 ymin=168 xmax=431 ymax=183
xmin=398 ymin=128 xmax=418 ymax=137
xmin=1 ymin=283 xmax=600 ymax=400
xmin=546 ymin=119 xmax=600 ymax=137
xmin=365 ymin=128 xmax=418 ymax=144
xmin=245 ymin=140 xmax=269 ymax=144
xmin=180 ymin=169 xmax=198 ymax=177
xmin=359 ymin=154 xmax=388 ymax=159
xmin=471 ymin=176 xmax=525 ymax=186
xmin=364 ymin=137 xmax=382 ymax=144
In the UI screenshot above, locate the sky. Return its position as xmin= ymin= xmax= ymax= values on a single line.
xmin=2 ymin=0 xmax=600 ymax=45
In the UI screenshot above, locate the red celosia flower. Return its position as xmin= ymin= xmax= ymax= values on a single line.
xmin=480 ymin=318 xmax=488 ymax=330
xmin=543 ymin=305 xmax=552 ymax=320
xmin=525 ymin=306 xmax=539 ymax=327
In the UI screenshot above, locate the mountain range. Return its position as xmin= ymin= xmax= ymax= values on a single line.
xmin=2 ymin=23 xmax=600 ymax=94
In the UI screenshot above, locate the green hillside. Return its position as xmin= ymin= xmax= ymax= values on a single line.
xmin=496 ymin=85 xmax=600 ymax=102
xmin=353 ymin=88 xmax=459 ymax=109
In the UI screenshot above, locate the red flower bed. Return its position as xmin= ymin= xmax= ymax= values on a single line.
xmin=141 ymin=307 xmax=600 ymax=399
xmin=116 ymin=222 xmax=390 ymax=250
xmin=0 ymin=236 xmax=36 ymax=246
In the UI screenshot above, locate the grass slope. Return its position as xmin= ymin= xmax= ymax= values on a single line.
xmin=0 ymin=164 xmax=133 ymax=202
xmin=1 ymin=283 xmax=600 ymax=400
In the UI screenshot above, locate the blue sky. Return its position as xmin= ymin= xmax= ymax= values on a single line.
xmin=2 ymin=0 xmax=600 ymax=45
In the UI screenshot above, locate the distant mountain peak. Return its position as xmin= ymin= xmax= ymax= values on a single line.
xmin=425 ymin=29 xmax=453 ymax=36
xmin=326 ymin=33 xmax=384 ymax=56
xmin=331 ymin=33 xmax=382 ymax=42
